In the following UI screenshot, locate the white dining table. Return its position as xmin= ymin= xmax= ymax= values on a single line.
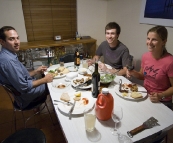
xmin=47 ymin=63 xmax=173 ymax=143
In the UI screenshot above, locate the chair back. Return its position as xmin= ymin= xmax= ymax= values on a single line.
xmin=2 ymin=84 xmax=22 ymax=108
xmin=60 ymin=53 xmax=74 ymax=63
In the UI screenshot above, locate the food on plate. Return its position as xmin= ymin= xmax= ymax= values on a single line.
xmin=130 ymin=92 xmax=142 ymax=99
xmin=57 ymin=84 xmax=66 ymax=89
xmin=57 ymin=67 xmax=65 ymax=72
xmin=48 ymin=70 xmax=58 ymax=77
xmin=100 ymin=74 xmax=115 ymax=83
xmin=82 ymin=98 xmax=89 ymax=105
xmin=73 ymin=96 xmax=81 ymax=101
xmin=60 ymin=93 xmax=70 ymax=102
xmin=73 ymin=78 xmax=84 ymax=84
xmin=62 ymin=68 xmax=70 ymax=74
xmin=130 ymin=84 xmax=138 ymax=92
xmin=122 ymin=83 xmax=138 ymax=92
xmin=122 ymin=92 xmax=128 ymax=97
xmin=74 ymin=91 xmax=81 ymax=97
xmin=84 ymin=74 xmax=92 ymax=80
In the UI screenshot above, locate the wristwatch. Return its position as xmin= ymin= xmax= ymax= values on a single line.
xmin=160 ymin=93 xmax=165 ymax=100
xmin=161 ymin=96 xmax=165 ymax=100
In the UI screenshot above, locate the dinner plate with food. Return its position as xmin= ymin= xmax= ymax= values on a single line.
xmin=71 ymin=75 xmax=92 ymax=89
xmin=57 ymin=91 xmax=95 ymax=114
xmin=114 ymin=82 xmax=147 ymax=101
xmin=45 ymin=66 xmax=70 ymax=78
xmin=51 ymin=81 xmax=70 ymax=93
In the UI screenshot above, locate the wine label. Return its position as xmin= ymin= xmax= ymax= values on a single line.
xmin=77 ymin=58 xmax=80 ymax=64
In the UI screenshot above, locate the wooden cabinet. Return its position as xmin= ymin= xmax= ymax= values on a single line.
xmin=20 ymin=38 xmax=97 ymax=58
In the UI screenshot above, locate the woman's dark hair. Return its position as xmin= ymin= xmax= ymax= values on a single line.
xmin=105 ymin=22 xmax=121 ymax=35
xmin=0 ymin=26 xmax=15 ymax=41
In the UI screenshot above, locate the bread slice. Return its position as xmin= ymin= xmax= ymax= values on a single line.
xmin=131 ymin=92 xmax=142 ymax=99
xmin=60 ymin=93 xmax=70 ymax=102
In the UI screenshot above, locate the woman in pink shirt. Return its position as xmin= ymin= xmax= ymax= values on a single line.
xmin=127 ymin=26 xmax=173 ymax=109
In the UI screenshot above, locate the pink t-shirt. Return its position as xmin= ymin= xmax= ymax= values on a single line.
xmin=141 ymin=52 xmax=173 ymax=101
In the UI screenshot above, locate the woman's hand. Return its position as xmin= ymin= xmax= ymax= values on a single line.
xmin=149 ymin=92 xmax=160 ymax=103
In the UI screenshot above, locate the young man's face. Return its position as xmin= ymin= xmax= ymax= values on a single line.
xmin=105 ymin=29 xmax=119 ymax=45
xmin=0 ymin=29 xmax=20 ymax=53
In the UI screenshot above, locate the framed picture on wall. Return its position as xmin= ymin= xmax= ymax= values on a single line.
xmin=139 ymin=0 xmax=173 ymax=27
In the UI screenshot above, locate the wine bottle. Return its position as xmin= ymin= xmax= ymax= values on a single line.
xmin=91 ymin=60 xmax=100 ymax=98
xmin=74 ymin=48 xmax=80 ymax=68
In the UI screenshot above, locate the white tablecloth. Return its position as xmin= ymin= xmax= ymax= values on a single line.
xmin=47 ymin=63 xmax=173 ymax=143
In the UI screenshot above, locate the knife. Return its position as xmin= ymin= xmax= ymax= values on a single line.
xmin=68 ymin=100 xmax=76 ymax=119
xmin=54 ymin=100 xmax=73 ymax=106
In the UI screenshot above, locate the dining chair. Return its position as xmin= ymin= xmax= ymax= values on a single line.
xmin=60 ymin=53 xmax=74 ymax=63
xmin=2 ymin=128 xmax=46 ymax=143
xmin=2 ymin=84 xmax=54 ymax=131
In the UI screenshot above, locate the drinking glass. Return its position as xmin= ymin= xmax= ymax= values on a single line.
xmin=111 ymin=105 xmax=123 ymax=135
xmin=82 ymin=60 xmax=88 ymax=69
xmin=84 ymin=108 xmax=96 ymax=132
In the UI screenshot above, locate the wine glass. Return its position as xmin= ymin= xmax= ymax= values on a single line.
xmin=111 ymin=105 xmax=123 ymax=135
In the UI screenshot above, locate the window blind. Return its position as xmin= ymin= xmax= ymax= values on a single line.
xmin=22 ymin=0 xmax=77 ymax=41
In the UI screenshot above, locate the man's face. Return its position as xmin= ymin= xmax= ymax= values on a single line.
xmin=0 ymin=30 xmax=20 ymax=53
xmin=105 ymin=29 xmax=119 ymax=45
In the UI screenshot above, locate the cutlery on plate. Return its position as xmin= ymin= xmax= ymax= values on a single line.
xmin=68 ymin=100 xmax=76 ymax=119
xmin=54 ymin=100 xmax=73 ymax=106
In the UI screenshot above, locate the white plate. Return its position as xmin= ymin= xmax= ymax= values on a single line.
xmin=45 ymin=66 xmax=67 ymax=79
xmin=66 ymin=66 xmax=78 ymax=72
xmin=51 ymin=81 xmax=70 ymax=93
xmin=114 ymin=84 xmax=147 ymax=101
xmin=71 ymin=76 xmax=91 ymax=89
xmin=58 ymin=92 xmax=95 ymax=114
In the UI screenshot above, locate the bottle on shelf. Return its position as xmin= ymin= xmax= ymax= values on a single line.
xmin=74 ymin=48 xmax=80 ymax=69
xmin=91 ymin=60 xmax=100 ymax=98
xmin=95 ymin=88 xmax=114 ymax=121
xmin=76 ymin=31 xmax=80 ymax=40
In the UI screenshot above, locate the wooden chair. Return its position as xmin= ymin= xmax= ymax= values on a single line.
xmin=2 ymin=84 xmax=54 ymax=131
xmin=2 ymin=128 xmax=46 ymax=143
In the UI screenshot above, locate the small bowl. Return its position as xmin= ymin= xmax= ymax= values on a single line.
xmin=65 ymin=72 xmax=78 ymax=81
xmin=78 ymin=68 xmax=87 ymax=75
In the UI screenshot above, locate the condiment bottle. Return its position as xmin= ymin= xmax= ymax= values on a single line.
xmin=95 ymin=88 xmax=114 ymax=121
xmin=91 ymin=60 xmax=100 ymax=98
xmin=74 ymin=48 xmax=80 ymax=69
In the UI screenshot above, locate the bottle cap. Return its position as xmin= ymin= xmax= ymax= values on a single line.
xmin=102 ymin=88 xmax=109 ymax=94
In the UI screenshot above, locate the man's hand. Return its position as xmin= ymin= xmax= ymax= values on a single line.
xmin=35 ymin=66 xmax=47 ymax=74
xmin=98 ymin=62 xmax=108 ymax=72
xmin=44 ymin=73 xmax=54 ymax=83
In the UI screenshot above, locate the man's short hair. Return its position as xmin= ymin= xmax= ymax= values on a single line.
xmin=105 ymin=22 xmax=121 ymax=35
xmin=0 ymin=26 xmax=15 ymax=41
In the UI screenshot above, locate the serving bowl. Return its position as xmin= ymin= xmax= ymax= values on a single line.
xmin=100 ymin=73 xmax=116 ymax=84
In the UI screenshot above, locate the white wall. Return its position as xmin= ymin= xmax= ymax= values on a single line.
xmin=0 ymin=0 xmax=27 ymax=42
xmin=77 ymin=0 xmax=107 ymax=46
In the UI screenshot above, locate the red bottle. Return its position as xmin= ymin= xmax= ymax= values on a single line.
xmin=95 ymin=88 xmax=114 ymax=121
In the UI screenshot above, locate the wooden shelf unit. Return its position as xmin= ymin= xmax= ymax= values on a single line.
xmin=20 ymin=38 xmax=97 ymax=57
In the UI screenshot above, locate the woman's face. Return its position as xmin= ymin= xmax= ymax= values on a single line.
xmin=146 ymin=32 xmax=166 ymax=53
